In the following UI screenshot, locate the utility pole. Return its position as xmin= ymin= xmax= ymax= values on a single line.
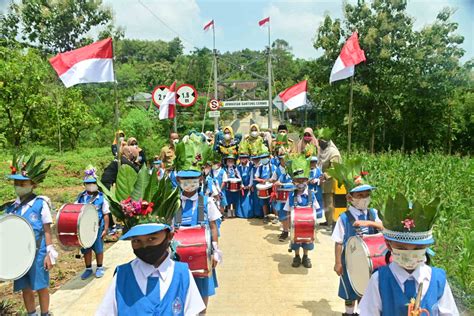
xmin=213 ymin=24 xmax=219 ymax=132
xmin=267 ymin=22 xmax=273 ymax=130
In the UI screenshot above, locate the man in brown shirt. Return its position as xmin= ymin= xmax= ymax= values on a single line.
xmin=159 ymin=132 xmax=179 ymax=168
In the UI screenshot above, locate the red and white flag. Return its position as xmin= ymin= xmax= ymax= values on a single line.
xmin=159 ymin=81 xmax=176 ymax=120
xmin=203 ymin=20 xmax=214 ymax=31
xmin=259 ymin=17 xmax=270 ymax=27
xmin=49 ymin=38 xmax=114 ymax=88
xmin=278 ymin=80 xmax=307 ymax=110
xmin=329 ymin=32 xmax=366 ymax=83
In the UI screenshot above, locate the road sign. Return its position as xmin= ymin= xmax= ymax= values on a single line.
xmin=221 ymin=100 xmax=269 ymax=110
xmin=152 ymin=85 xmax=169 ymax=108
xmin=209 ymin=99 xmax=220 ymax=111
xmin=176 ymin=84 xmax=197 ymax=107
xmin=208 ymin=111 xmax=221 ymax=118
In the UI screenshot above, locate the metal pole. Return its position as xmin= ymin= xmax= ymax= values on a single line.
xmin=173 ymin=79 xmax=178 ymax=133
xmin=213 ymin=24 xmax=219 ymax=132
xmin=267 ymin=21 xmax=273 ymax=130
xmin=113 ymin=78 xmax=119 ymax=130
xmin=348 ymin=75 xmax=354 ymax=153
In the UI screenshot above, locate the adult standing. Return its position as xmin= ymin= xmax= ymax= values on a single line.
xmin=111 ymin=130 xmax=125 ymax=158
xmin=296 ymin=127 xmax=318 ymax=156
xmin=127 ymin=137 xmax=146 ymax=167
xmin=317 ymin=128 xmax=342 ymax=227
xmin=159 ymin=132 xmax=179 ymax=168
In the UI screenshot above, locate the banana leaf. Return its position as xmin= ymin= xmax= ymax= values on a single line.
xmin=115 ymin=165 xmax=138 ymax=201
xmin=131 ymin=165 xmax=151 ymax=200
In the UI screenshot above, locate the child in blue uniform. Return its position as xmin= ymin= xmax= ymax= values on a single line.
xmin=236 ymin=153 xmax=253 ymax=218
xmin=211 ymin=158 xmax=227 ymax=215
xmin=6 ymin=154 xmax=57 ymax=316
xmin=222 ymin=155 xmax=241 ymax=218
xmin=271 ymin=153 xmax=293 ymax=241
xmin=254 ymin=152 xmax=276 ymax=223
xmin=359 ymin=193 xmax=459 ymax=315
xmin=250 ymin=155 xmax=263 ymax=218
xmin=308 ymin=156 xmax=324 ymax=220
xmin=151 ymin=159 xmax=165 ymax=180
xmin=77 ymin=166 xmax=110 ymax=279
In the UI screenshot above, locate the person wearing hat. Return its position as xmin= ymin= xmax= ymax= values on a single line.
xmin=250 ymin=155 xmax=264 ymax=218
xmin=111 ymin=130 xmax=126 ymax=158
xmin=76 ymin=166 xmax=110 ymax=279
xmin=150 ymin=159 xmax=165 ymax=180
xmin=215 ymin=126 xmax=239 ymax=157
xmin=308 ymin=156 xmax=324 ymax=221
xmin=271 ymin=150 xmax=293 ymax=241
xmin=272 ymin=124 xmax=294 ymax=155
xmin=96 ymin=164 xmax=205 ymax=315
xmin=254 ymin=151 xmax=277 ymax=224
xmin=221 ymin=154 xmax=241 ymax=218
xmin=236 ymin=153 xmax=254 ymax=218
xmin=5 ymin=154 xmax=58 ymax=316
xmin=359 ymin=193 xmax=459 ymax=315
xmin=209 ymin=153 xmax=227 ymax=215
xmin=283 ymin=154 xmax=323 ymax=268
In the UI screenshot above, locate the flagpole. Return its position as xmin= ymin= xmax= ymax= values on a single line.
xmin=173 ymin=78 xmax=178 ymax=133
xmin=213 ymin=22 xmax=219 ymax=132
xmin=348 ymin=74 xmax=354 ymax=153
xmin=267 ymin=20 xmax=273 ymax=130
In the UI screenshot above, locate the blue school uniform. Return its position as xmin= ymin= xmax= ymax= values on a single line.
xmin=223 ymin=166 xmax=240 ymax=208
xmin=6 ymin=197 xmax=49 ymax=291
xmin=115 ymin=260 xmax=190 ymax=315
xmin=309 ymin=167 xmax=323 ymax=213
xmin=251 ymin=164 xmax=263 ymax=218
xmin=378 ymin=265 xmax=446 ymax=315
xmin=338 ymin=209 xmax=378 ymax=300
xmin=271 ymin=157 xmax=280 ymax=168
xmin=236 ymin=163 xmax=253 ymax=218
xmin=255 ymin=163 xmax=275 ymax=210
xmin=175 ymin=194 xmax=218 ymax=298
xmin=211 ymin=168 xmax=227 ymax=208
xmin=274 ymin=167 xmax=292 ymax=221
xmin=287 ymin=191 xmax=318 ymax=251
xmin=169 ymin=170 xmax=178 ymax=189
xmin=76 ymin=191 xmax=106 ymax=255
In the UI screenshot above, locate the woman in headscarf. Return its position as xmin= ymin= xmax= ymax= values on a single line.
xmin=127 ymin=137 xmax=146 ymax=167
xmin=111 ymin=130 xmax=125 ymax=158
xmin=216 ymin=126 xmax=239 ymax=156
xmin=241 ymin=124 xmax=267 ymax=157
xmin=296 ymin=127 xmax=318 ymax=154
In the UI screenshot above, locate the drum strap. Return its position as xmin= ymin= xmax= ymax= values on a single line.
xmin=13 ymin=193 xmax=38 ymax=211
xmin=293 ymin=191 xmax=313 ymax=207
xmin=345 ymin=209 xmax=375 ymax=234
xmin=175 ymin=195 xmax=205 ymax=226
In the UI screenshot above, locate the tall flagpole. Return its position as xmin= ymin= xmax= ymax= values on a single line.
xmin=213 ymin=21 xmax=219 ymax=132
xmin=348 ymin=74 xmax=354 ymax=153
xmin=267 ymin=19 xmax=273 ymax=131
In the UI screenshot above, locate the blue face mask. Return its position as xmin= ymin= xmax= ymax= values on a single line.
xmin=260 ymin=158 xmax=269 ymax=165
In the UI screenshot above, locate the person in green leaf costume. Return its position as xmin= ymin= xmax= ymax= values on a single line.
xmin=359 ymin=193 xmax=459 ymax=316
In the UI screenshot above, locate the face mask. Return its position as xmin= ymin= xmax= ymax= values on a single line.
xmin=15 ymin=186 xmax=33 ymax=198
xmin=279 ymin=131 xmax=287 ymax=135
xmin=296 ymin=183 xmax=307 ymax=191
xmin=132 ymin=144 xmax=138 ymax=148
xmin=391 ymin=248 xmax=426 ymax=270
xmin=85 ymin=183 xmax=98 ymax=192
xmin=227 ymin=163 xmax=234 ymax=168
xmin=172 ymin=139 xmax=179 ymax=145
xmin=212 ymin=164 xmax=220 ymax=170
xmin=134 ymin=236 xmax=170 ymax=265
xmin=154 ymin=164 xmax=161 ymax=169
xmin=260 ymin=158 xmax=269 ymax=165
xmin=179 ymin=179 xmax=200 ymax=192
xmin=351 ymin=196 xmax=371 ymax=210
xmin=224 ymin=134 xmax=231 ymax=140
xmin=319 ymin=140 xmax=328 ymax=150
xmin=118 ymin=137 xmax=124 ymax=143
xmin=250 ymin=131 xmax=258 ymax=138
xmin=303 ymin=136 xmax=312 ymax=142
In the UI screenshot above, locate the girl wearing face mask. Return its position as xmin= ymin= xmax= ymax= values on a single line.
xmin=221 ymin=156 xmax=241 ymax=218
xmin=296 ymin=127 xmax=318 ymax=154
xmin=76 ymin=167 xmax=110 ymax=280
xmin=254 ymin=152 xmax=276 ymax=224
xmin=240 ymin=124 xmax=269 ymax=158
xmin=359 ymin=194 xmax=459 ymax=316
xmin=127 ymin=137 xmax=147 ymax=167
xmin=236 ymin=153 xmax=254 ymax=218
xmin=215 ymin=126 xmax=239 ymax=158
xmin=209 ymin=159 xmax=227 ymax=215
xmin=331 ymin=184 xmax=384 ymax=315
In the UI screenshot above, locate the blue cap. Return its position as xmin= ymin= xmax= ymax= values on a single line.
xmin=383 ymin=234 xmax=434 ymax=246
xmin=177 ymin=170 xmax=201 ymax=178
xmin=120 ymin=223 xmax=171 ymax=240
xmin=83 ymin=177 xmax=97 ymax=184
xmin=239 ymin=154 xmax=249 ymax=158
xmin=310 ymin=156 xmax=318 ymax=162
xmin=8 ymin=174 xmax=31 ymax=181
xmin=280 ymin=183 xmax=296 ymax=190
xmin=259 ymin=153 xmax=270 ymax=158
xmin=153 ymin=160 xmax=162 ymax=164
xmin=350 ymin=184 xmax=376 ymax=193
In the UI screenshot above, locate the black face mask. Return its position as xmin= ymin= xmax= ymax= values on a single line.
xmin=133 ymin=235 xmax=170 ymax=265
xmin=319 ymin=140 xmax=329 ymax=150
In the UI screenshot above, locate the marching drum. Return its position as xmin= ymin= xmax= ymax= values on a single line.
xmin=345 ymin=233 xmax=389 ymax=296
xmin=275 ymin=183 xmax=294 ymax=203
xmin=256 ymin=183 xmax=273 ymax=199
xmin=174 ymin=225 xmax=212 ymax=278
xmin=290 ymin=207 xmax=316 ymax=244
xmin=226 ymin=178 xmax=241 ymax=192
xmin=56 ymin=203 xmax=99 ymax=248
xmin=0 ymin=214 xmax=36 ymax=281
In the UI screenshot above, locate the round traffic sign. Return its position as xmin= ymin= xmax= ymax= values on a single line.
xmin=152 ymin=85 xmax=169 ymax=108
xmin=209 ymin=99 xmax=220 ymax=111
xmin=176 ymin=84 xmax=197 ymax=107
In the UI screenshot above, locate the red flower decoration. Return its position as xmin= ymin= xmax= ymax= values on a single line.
xmin=360 ymin=171 xmax=369 ymax=176
xmin=401 ymin=218 xmax=415 ymax=231
xmin=10 ymin=166 xmax=17 ymax=175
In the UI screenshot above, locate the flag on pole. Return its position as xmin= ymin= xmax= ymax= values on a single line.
xmin=329 ymin=32 xmax=366 ymax=83
xmin=203 ymin=20 xmax=214 ymax=31
xmin=259 ymin=17 xmax=270 ymax=27
xmin=159 ymin=81 xmax=176 ymax=120
xmin=278 ymin=80 xmax=307 ymax=110
xmin=49 ymin=38 xmax=114 ymax=88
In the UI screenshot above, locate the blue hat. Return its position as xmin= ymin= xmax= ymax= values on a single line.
xmin=350 ymin=184 xmax=376 ymax=193
xmin=383 ymin=233 xmax=434 ymax=245
xmin=120 ymin=223 xmax=171 ymax=240
xmin=83 ymin=178 xmax=97 ymax=184
xmin=8 ymin=174 xmax=31 ymax=181
xmin=153 ymin=160 xmax=162 ymax=164
xmin=259 ymin=152 xmax=270 ymax=158
xmin=310 ymin=156 xmax=318 ymax=162
xmin=83 ymin=165 xmax=98 ymax=183
xmin=177 ymin=170 xmax=201 ymax=178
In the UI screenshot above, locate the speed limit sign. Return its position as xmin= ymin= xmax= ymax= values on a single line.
xmin=152 ymin=85 xmax=169 ymax=108
xmin=176 ymin=84 xmax=197 ymax=107
xmin=209 ymin=99 xmax=220 ymax=111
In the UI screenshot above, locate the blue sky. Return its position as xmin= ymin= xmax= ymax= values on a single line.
xmin=1 ymin=0 xmax=472 ymax=61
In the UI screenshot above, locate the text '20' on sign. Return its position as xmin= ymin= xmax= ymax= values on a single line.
xmin=176 ymin=84 xmax=198 ymax=107
xmin=152 ymin=85 xmax=169 ymax=108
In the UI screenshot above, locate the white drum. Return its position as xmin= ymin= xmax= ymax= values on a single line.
xmin=0 ymin=214 xmax=36 ymax=281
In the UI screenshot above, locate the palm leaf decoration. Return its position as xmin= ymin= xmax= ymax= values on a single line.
xmin=286 ymin=153 xmax=310 ymax=178
xmin=326 ymin=157 xmax=367 ymax=191
xmin=9 ymin=152 xmax=51 ymax=184
xmin=174 ymin=133 xmax=211 ymax=171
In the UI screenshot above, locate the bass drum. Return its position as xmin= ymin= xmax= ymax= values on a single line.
xmin=174 ymin=225 xmax=213 ymax=278
xmin=0 ymin=214 xmax=36 ymax=281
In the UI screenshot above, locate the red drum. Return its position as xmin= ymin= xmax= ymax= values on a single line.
xmin=174 ymin=225 xmax=212 ymax=278
xmin=226 ymin=178 xmax=241 ymax=192
xmin=345 ymin=233 xmax=389 ymax=296
xmin=56 ymin=203 xmax=99 ymax=248
xmin=256 ymin=183 xmax=273 ymax=199
xmin=290 ymin=207 xmax=316 ymax=243
xmin=275 ymin=184 xmax=294 ymax=203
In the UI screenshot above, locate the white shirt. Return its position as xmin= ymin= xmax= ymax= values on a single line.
xmin=13 ymin=196 xmax=53 ymax=224
xmin=76 ymin=192 xmax=111 ymax=215
xmin=222 ymin=167 xmax=241 ymax=182
xmin=180 ymin=193 xmax=222 ymax=222
xmin=331 ymin=206 xmax=382 ymax=244
xmin=96 ymin=255 xmax=205 ymax=316
xmin=283 ymin=188 xmax=321 ymax=213
xmin=359 ymin=262 xmax=459 ymax=316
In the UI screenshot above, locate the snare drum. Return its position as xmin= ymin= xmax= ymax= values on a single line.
xmin=290 ymin=207 xmax=316 ymax=244
xmin=276 ymin=183 xmax=294 ymax=203
xmin=345 ymin=233 xmax=389 ymax=296
xmin=56 ymin=203 xmax=99 ymax=248
xmin=256 ymin=183 xmax=273 ymax=199
xmin=226 ymin=178 xmax=241 ymax=192
xmin=174 ymin=225 xmax=212 ymax=278
xmin=0 ymin=214 xmax=36 ymax=281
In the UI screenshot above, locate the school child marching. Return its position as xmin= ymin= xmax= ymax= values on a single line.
xmin=236 ymin=153 xmax=253 ymax=218
xmin=221 ymin=155 xmax=241 ymax=218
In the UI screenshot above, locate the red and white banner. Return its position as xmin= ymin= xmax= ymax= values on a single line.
xmin=203 ymin=20 xmax=214 ymax=31
xmin=159 ymin=81 xmax=176 ymax=120
xmin=329 ymin=32 xmax=366 ymax=83
xmin=49 ymin=38 xmax=114 ymax=88
xmin=278 ymin=80 xmax=307 ymax=110
xmin=259 ymin=17 xmax=270 ymax=27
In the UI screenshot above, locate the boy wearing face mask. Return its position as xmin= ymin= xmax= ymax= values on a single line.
xmin=221 ymin=155 xmax=241 ymax=218
xmin=359 ymin=193 xmax=459 ymax=316
xmin=254 ymin=152 xmax=276 ymax=224
xmin=236 ymin=153 xmax=253 ymax=218
xmin=331 ymin=184 xmax=383 ymax=315
xmin=250 ymin=155 xmax=264 ymax=218
xmin=5 ymin=154 xmax=58 ymax=316
xmin=76 ymin=167 xmax=110 ymax=279
xmin=210 ymin=159 xmax=227 ymax=214
xmin=271 ymin=152 xmax=293 ymax=241
xmin=308 ymin=156 xmax=324 ymax=221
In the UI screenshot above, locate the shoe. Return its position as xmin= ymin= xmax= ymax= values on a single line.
xmin=292 ymin=255 xmax=301 ymax=267
xmin=271 ymin=218 xmax=279 ymax=224
xmin=95 ymin=267 xmax=105 ymax=278
xmin=278 ymin=231 xmax=289 ymax=242
xmin=302 ymin=255 xmax=312 ymax=268
xmin=81 ymin=269 xmax=93 ymax=280
xmin=263 ymin=216 xmax=269 ymax=223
